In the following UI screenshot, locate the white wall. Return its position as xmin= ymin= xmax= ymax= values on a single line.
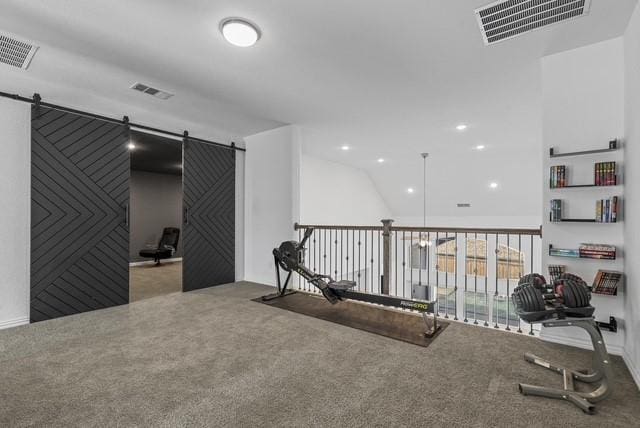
xmin=300 ymin=154 xmax=391 ymax=225
xmin=394 ymin=216 xmax=541 ymax=229
xmin=0 ymin=98 xmax=30 ymax=329
xmin=541 ymin=38 xmax=626 ymax=354
xmin=624 ymin=3 xmax=640 ymax=386
xmin=244 ymin=126 xmax=299 ymax=286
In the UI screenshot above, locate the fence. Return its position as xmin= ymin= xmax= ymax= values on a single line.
xmin=294 ymin=220 xmax=542 ymax=334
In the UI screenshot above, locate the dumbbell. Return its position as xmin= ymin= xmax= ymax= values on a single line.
xmin=552 ymin=273 xmax=591 ymax=309
xmin=513 ymin=273 xmax=591 ymax=313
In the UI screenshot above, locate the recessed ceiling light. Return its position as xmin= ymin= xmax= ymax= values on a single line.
xmin=220 ymin=18 xmax=261 ymax=47
xmin=127 ymin=142 xmax=136 ymax=150
xmin=407 ymin=187 xmax=415 ymax=194
xmin=456 ymin=124 xmax=468 ymax=131
xmin=489 ymin=182 xmax=498 ymax=189
xmin=341 ymin=145 xmax=350 ymax=151
xmin=475 ymin=144 xmax=485 ymax=150
xmin=377 ymin=158 xmax=385 ymax=163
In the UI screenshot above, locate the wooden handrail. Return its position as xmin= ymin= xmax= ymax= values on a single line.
xmin=294 ymin=222 xmax=542 ymax=236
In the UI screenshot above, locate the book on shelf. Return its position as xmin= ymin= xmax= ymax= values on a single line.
xmin=548 ymin=264 xmax=566 ymax=281
xmin=579 ymin=243 xmax=616 ymax=259
xmin=550 ymin=165 xmax=566 ymax=188
xmin=594 ymin=161 xmax=616 ymax=186
xmin=550 ymin=199 xmax=562 ymax=222
xmin=549 ymin=247 xmax=579 ymax=257
xmin=592 ymin=270 xmax=622 ymax=296
xmin=595 ymin=196 xmax=618 ymax=223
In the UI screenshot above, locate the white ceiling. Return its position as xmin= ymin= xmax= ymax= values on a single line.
xmin=0 ymin=0 xmax=637 ymax=218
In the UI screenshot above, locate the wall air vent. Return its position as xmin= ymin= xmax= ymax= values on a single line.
xmin=0 ymin=34 xmax=38 ymax=69
xmin=130 ymin=82 xmax=174 ymax=100
xmin=475 ymin=0 xmax=591 ymax=45
xmin=457 ymin=203 xmax=472 ymax=208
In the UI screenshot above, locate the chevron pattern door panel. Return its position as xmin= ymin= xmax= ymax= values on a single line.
xmin=31 ymin=106 xmax=130 ymax=322
xmin=183 ymin=140 xmax=235 ymax=291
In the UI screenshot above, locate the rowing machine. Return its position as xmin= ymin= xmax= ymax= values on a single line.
xmin=263 ymin=228 xmax=441 ymax=337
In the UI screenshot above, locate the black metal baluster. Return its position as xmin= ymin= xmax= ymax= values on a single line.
xmin=494 ymin=234 xmax=499 ymax=328
xmin=517 ymin=234 xmax=523 ymax=333
xmin=474 ymin=233 xmax=478 ymax=325
xmin=409 ymin=231 xmax=413 ymax=299
xmin=444 ymin=231 xmax=449 ymax=319
xmin=395 ymin=229 xmax=398 ymax=296
xmin=506 ymin=233 xmax=511 ymax=331
xmin=323 ymin=229 xmax=327 ymax=280
xmin=427 ymin=231 xmax=431 ymax=288
xmin=370 ymin=230 xmax=374 ymax=292
xmin=298 ymin=229 xmax=302 ymax=290
xmin=402 ymin=231 xmax=406 ymax=298
xmin=334 ymin=232 xmax=338 ymax=280
xmin=358 ymin=230 xmax=362 ymax=291
xmin=464 ymin=232 xmax=468 ymax=323
xmin=378 ymin=230 xmax=381 ymax=293
xmin=418 ymin=239 xmax=422 ymax=288
xmin=530 ymin=235 xmax=535 ymax=336
xmin=435 ymin=231 xmax=439 ymax=315
xmin=364 ymin=231 xmax=368 ymax=293
xmin=484 ymin=233 xmax=489 ymax=327
xmin=352 ymin=229 xmax=355 ymax=283
xmin=454 ymin=232 xmax=458 ymax=321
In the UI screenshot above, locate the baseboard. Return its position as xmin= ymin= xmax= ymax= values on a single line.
xmin=130 ymin=257 xmax=182 ymax=267
xmin=541 ymin=331 xmax=624 ymax=356
xmin=0 ymin=316 xmax=29 ymax=330
xmin=623 ymin=349 xmax=640 ymax=390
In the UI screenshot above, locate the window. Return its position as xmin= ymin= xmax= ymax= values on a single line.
xmin=463 ymin=239 xmax=524 ymax=279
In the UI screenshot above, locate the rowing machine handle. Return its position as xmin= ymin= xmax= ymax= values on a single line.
xmin=299 ymin=227 xmax=314 ymax=248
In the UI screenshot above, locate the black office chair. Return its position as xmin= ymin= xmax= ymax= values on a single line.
xmin=139 ymin=227 xmax=180 ymax=265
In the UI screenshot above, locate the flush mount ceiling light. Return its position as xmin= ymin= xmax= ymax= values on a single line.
xmin=377 ymin=158 xmax=385 ymax=163
xmin=220 ymin=18 xmax=261 ymax=47
xmin=127 ymin=142 xmax=136 ymax=150
xmin=489 ymin=182 xmax=498 ymax=189
xmin=407 ymin=187 xmax=415 ymax=194
xmin=475 ymin=144 xmax=485 ymax=150
xmin=456 ymin=124 xmax=468 ymax=131
xmin=341 ymin=145 xmax=350 ymax=151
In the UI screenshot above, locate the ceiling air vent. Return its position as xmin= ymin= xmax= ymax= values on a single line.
xmin=457 ymin=203 xmax=471 ymax=208
xmin=475 ymin=0 xmax=592 ymax=45
xmin=130 ymin=82 xmax=174 ymax=100
xmin=0 ymin=34 xmax=38 ymax=69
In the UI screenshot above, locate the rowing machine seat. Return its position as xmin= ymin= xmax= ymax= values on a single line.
xmin=328 ymin=280 xmax=357 ymax=290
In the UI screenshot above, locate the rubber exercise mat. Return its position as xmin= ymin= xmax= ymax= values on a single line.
xmin=253 ymin=292 xmax=447 ymax=347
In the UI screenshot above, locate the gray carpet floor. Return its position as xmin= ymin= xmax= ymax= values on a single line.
xmin=0 ymin=282 xmax=638 ymax=427
xmin=129 ymin=261 xmax=182 ymax=302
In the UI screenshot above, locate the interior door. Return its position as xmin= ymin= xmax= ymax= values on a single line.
xmin=31 ymin=105 xmax=130 ymax=322
xmin=182 ymin=139 xmax=235 ymax=291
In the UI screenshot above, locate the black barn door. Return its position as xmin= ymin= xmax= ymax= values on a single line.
xmin=31 ymin=106 xmax=130 ymax=322
xmin=183 ymin=139 xmax=235 ymax=291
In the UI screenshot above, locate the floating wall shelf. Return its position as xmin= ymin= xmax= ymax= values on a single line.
xmin=549 ymin=141 xmax=618 ymax=158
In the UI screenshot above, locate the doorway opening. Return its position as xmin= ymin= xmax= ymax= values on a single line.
xmin=129 ymin=130 xmax=183 ymax=302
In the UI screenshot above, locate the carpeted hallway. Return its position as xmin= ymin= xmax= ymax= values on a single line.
xmin=0 ymin=282 xmax=638 ymax=427
xmin=129 ymin=261 xmax=182 ymax=302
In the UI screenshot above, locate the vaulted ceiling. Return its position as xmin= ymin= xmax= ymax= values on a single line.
xmin=0 ymin=0 xmax=636 ymax=217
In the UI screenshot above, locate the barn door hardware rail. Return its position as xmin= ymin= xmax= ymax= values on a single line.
xmin=0 ymin=90 xmax=245 ymax=152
